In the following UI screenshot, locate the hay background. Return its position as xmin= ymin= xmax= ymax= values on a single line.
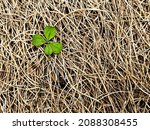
xmin=0 ymin=0 xmax=150 ymax=112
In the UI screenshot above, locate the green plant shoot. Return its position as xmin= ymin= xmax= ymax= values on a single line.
xmin=32 ymin=26 xmax=63 ymax=55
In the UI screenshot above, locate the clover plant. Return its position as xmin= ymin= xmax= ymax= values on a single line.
xmin=32 ymin=26 xmax=63 ymax=55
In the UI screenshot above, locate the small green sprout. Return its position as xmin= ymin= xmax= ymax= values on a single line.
xmin=32 ymin=26 xmax=63 ymax=55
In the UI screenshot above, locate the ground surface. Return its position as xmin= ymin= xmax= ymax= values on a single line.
xmin=0 ymin=0 xmax=150 ymax=112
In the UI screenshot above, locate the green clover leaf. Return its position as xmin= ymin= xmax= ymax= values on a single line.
xmin=44 ymin=43 xmax=53 ymax=55
xmin=32 ymin=34 xmax=46 ymax=46
xmin=44 ymin=26 xmax=57 ymax=40
xmin=32 ymin=25 xmax=63 ymax=56
xmin=50 ymin=42 xmax=63 ymax=54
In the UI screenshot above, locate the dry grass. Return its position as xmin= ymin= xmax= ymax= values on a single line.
xmin=0 ymin=0 xmax=150 ymax=113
